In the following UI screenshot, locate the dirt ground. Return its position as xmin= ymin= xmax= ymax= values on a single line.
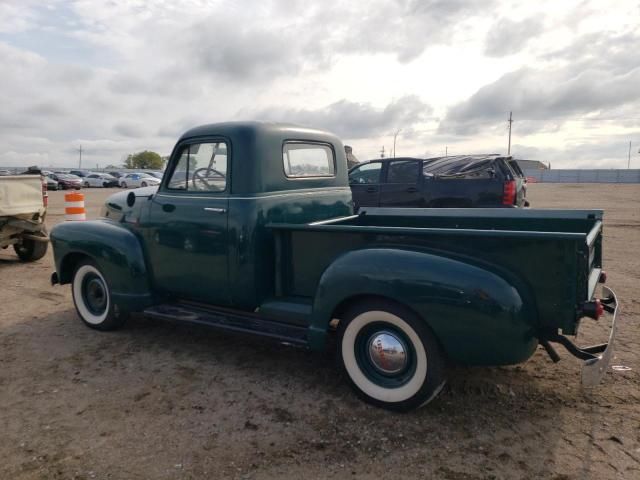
xmin=1 ymin=184 xmax=639 ymax=480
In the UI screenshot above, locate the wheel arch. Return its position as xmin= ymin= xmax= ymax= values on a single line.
xmin=330 ymin=293 xmax=424 ymax=332
xmin=58 ymin=251 xmax=92 ymax=283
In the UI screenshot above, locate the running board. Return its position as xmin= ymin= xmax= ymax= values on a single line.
xmin=143 ymin=302 xmax=309 ymax=347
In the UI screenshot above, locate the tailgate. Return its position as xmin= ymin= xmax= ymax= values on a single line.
xmin=0 ymin=175 xmax=45 ymax=217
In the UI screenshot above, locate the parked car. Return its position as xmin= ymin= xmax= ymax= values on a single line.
xmin=49 ymin=173 xmax=83 ymax=190
xmin=1 ymin=173 xmax=48 ymax=261
xmin=83 ymin=173 xmax=119 ymax=188
xmin=69 ymin=170 xmax=91 ymax=178
xmin=44 ymin=175 xmax=59 ymax=191
xmin=349 ymin=155 xmax=528 ymax=210
xmin=50 ymin=122 xmax=618 ymax=412
xmin=119 ymin=172 xmax=161 ymax=188
xmin=143 ymin=170 xmax=164 ymax=180
xmin=0 ymin=169 xmax=13 ymax=176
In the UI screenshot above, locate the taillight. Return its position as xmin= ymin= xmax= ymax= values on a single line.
xmin=582 ymin=299 xmax=604 ymax=320
xmin=41 ymin=176 xmax=48 ymax=207
xmin=502 ymin=179 xmax=516 ymax=205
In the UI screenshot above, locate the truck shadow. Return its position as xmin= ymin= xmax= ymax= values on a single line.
xmin=2 ymin=309 xmax=598 ymax=478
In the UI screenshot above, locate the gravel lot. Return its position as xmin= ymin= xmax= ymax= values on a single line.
xmin=1 ymin=184 xmax=639 ymax=479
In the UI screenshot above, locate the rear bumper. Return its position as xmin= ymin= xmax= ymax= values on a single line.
xmin=581 ymin=286 xmax=618 ymax=386
xmin=540 ymin=286 xmax=619 ymax=386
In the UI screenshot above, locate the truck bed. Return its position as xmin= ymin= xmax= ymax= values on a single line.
xmin=269 ymin=208 xmax=603 ymax=334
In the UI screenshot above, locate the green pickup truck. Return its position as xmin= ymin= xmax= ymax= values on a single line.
xmin=50 ymin=122 xmax=619 ymax=411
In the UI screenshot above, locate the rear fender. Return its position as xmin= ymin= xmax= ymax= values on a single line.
xmin=50 ymin=220 xmax=153 ymax=312
xmin=310 ymin=248 xmax=538 ymax=366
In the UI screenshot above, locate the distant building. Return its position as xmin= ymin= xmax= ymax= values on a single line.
xmin=344 ymin=145 xmax=359 ymax=169
xmin=515 ymin=159 xmax=549 ymax=170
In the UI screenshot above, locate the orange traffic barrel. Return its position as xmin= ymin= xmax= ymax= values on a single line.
xmin=64 ymin=192 xmax=86 ymax=221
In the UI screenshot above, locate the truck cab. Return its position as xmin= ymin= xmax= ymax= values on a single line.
xmin=138 ymin=122 xmax=351 ymax=309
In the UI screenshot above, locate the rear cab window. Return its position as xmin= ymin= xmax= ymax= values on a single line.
xmin=283 ymin=142 xmax=335 ymax=178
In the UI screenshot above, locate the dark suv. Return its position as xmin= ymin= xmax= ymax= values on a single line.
xmin=349 ymin=155 xmax=528 ymax=210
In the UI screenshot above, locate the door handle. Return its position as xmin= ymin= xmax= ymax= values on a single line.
xmin=204 ymin=207 xmax=227 ymax=214
xmin=366 ymin=186 xmax=378 ymax=193
xmin=406 ymin=187 xmax=418 ymax=193
xmin=162 ymin=203 xmax=175 ymax=212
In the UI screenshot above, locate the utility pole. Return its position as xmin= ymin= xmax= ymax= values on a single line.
xmin=392 ymin=129 xmax=401 ymax=158
xmin=445 ymin=146 xmax=448 ymax=157
xmin=507 ymin=111 xmax=513 ymax=155
xmin=78 ymin=145 xmax=83 ymax=168
xmin=628 ymin=141 xmax=632 ymax=169
xmin=380 ymin=146 xmax=385 ymax=158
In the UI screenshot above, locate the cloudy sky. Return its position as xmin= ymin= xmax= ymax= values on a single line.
xmin=1 ymin=0 xmax=639 ymax=169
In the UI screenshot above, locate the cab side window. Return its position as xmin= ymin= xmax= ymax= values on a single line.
xmin=166 ymin=141 xmax=228 ymax=192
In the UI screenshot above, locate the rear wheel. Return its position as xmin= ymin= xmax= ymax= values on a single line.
xmin=14 ymin=235 xmax=48 ymax=262
xmin=71 ymin=260 xmax=128 ymax=330
xmin=141 ymin=181 xmax=147 ymax=187
xmin=337 ymin=300 xmax=446 ymax=411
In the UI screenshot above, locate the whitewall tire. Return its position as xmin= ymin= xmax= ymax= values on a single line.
xmin=337 ymin=300 xmax=446 ymax=411
xmin=71 ymin=261 xmax=127 ymax=330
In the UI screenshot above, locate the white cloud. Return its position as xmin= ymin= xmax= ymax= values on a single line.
xmin=0 ymin=0 xmax=638 ymax=168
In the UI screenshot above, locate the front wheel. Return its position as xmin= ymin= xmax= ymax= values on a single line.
xmin=71 ymin=260 xmax=128 ymax=330
xmin=121 ymin=182 xmax=127 ymax=189
xmin=141 ymin=181 xmax=147 ymax=187
xmin=337 ymin=300 xmax=446 ymax=411
xmin=84 ymin=181 xmax=90 ymax=188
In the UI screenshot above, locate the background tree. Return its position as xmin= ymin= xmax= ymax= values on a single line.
xmin=124 ymin=151 xmax=165 ymax=169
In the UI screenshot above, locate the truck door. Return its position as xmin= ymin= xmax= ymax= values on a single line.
xmin=348 ymin=161 xmax=382 ymax=210
xmin=144 ymin=139 xmax=230 ymax=306
xmin=379 ymin=159 xmax=424 ymax=207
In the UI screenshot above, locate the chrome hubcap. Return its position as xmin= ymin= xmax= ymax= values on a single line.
xmin=85 ymin=278 xmax=106 ymax=313
xmin=367 ymin=331 xmax=408 ymax=374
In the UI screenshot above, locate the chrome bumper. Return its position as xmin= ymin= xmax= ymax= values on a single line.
xmin=581 ymin=286 xmax=619 ymax=387
xmin=539 ymin=286 xmax=619 ymax=386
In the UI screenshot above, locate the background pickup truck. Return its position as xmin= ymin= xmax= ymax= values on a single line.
xmin=349 ymin=155 xmax=528 ymax=210
xmin=0 ymin=174 xmax=49 ymax=261
xmin=50 ymin=122 xmax=618 ymax=411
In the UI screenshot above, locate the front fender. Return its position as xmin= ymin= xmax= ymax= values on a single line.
xmin=310 ymin=248 xmax=538 ymax=366
xmin=50 ymin=219 xmax=153 ymax=312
